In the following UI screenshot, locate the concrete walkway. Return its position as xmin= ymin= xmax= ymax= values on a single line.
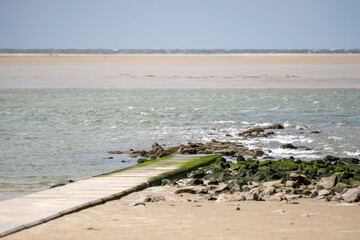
xmin=0 ymin=154 xmax=221 ymax=238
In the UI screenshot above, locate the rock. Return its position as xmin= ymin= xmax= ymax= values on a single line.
xmin=286 ymin=180 xmax=295 ymax=188
xmin=263 ymin=186 xmax=276 ymax=195
xmin=152 ymin=142 xmax=164 ymax=151
xmin=281 ymin=144 xmax=297 ymax=149
xmin=134 ymin=203 xmax=146 ymax=208
xmin=161 ymin=179 xmax=172 ymax=186
xmin=215 ymin=194 xmax=238 ymax=203
xmin=317 ymin=175 xmax=337 ymax=190
xmin=236 ymin=207 xmax=241 ymax=211
xmin=331 ymin=193 xmax=342 ymax=202
xmin=238 ymin=127 xmax=264 ymax=137
xmin=250 ymin=192 xmax=261 ymax=201
xmin=215 ymin=183 xmax=229 ymax=193
xmin=265 ymin=123 xmax=284 ymax=129
xmin=285 ymin=194 xmax=301 ymax=200
xmin=252 ymin=150 xmax=264 ymax=159
xmin=144 ymin=195 xmax=166 ymax=202
xmin=180 ymin=147 xmax=197 ymax=154
xmin=137 ymin=158 xmax=148 ymax=164
xmin=175 ymin=186 xmax=209 ymax=194
xmin=187 ymin=178 xmax=204 ymax=186
xmin=237 ymin=155 xmax=246 ymax=162
xmin=249 ymin=187 xmax=260 ymax=195
xmin=214 ymin=149 xmax=237 ymax=156
xmin=333 ymin=182 xmax=349 ymax=193
xmin=341 ymin=188 xmax=360 ymax=203
xmin=269 ymin=193 xmax=287 ymax=201
xmin=207 ymin=180 xmax=219 ymax=185
xmin=318 ymin=189 xmax=331 ymax=197
xmin=238 ymin=194 xmax=247 ymax=201
xmin=108 ymin=151 xmax=124 ymax=154
xmin=323 ymin=155 xmax=340 ymax=163
xmin=310 ymin=131 xmax=320 ymax=134
xmin=289 ymin=173 xmax=311 ymax=185
xmin=175 ymin=178 xmax=192 ymax=187
xmin=262 ymin=180 xmax=282 ymax=188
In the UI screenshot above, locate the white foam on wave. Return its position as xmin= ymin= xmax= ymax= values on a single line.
xmin=328 ymin=136 xmax=344 ymax=140
xmin=283 ymin=121 xmax=294 ymax=128
xmin=344 ymin=151 xmax=360 ymax=157
xmin=260 ymin=135 xmax=314 ymax=144
xmin=267 ymin=148 xmax=318 ymax=160
xmin=213 ymin=120 xmax=236 ymax=124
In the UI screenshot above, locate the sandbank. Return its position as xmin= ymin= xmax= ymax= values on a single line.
xmin=0 ymin=54 xmax=360 ymax=88
xmin=4 ymin=186 xmax=359 ymax=240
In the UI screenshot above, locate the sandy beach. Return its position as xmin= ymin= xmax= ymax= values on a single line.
xmin=1 ymin=54 xmax=360 ymax=88
xmin=3 ymin=186 xmax=359 ymax=240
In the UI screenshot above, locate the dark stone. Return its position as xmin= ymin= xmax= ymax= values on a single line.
xmin=265 ymin=123 xmax=284 ymax=129
xmin=187 ymin=178 xmax=204 ymax=186
xmin=281 ymin=144 xmax=297 ymax=149
xmin=310 ymin=131 xmax=320 ymax=134
xmin=207 ymin=180 xmax=219 ymax=185
xmin=108 ymin=151 xmax=124 ymax=154
xmin=237 ymin=155 xmax=246 ymax=162
xmin=137 ymin=158 xmax=148 ymax=164
xmin=323 ymin=155 xmax=340 ymax=163
xmin=180 ymin=147 xmax=197 ymax=154
xmin=144 ymin=195 xmax=166 ymax=202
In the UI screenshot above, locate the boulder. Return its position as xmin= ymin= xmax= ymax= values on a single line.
xmin=341 ymin=188 xmax=360 ymax=202
xmin=187 ymin=178 xmax=204 ymax=186
xmin=180 ymin=147 xmax=197 ymax=154
xmin=174 ymin=186 xmax=209 ymax=195
xmin=252 ymin=150 xmax=264 ymax=159
xmin=289 ymin=173 xmax=311 ymax=185
xmin=269 ymin=192 xmax=287 ymax=201
xmin=215 ymin=183 xmax=229 ymax=193
xmin=318 ymin=189 xmax=331 ymax=197
xmin=263 ymin=186 xmax=276 ymax=195
xmin=286 ymin=180 xmax=295 ymax=188
xmin=237 ymin=155 xmax=246 ymax=162
xmin=152 ymin=142 xmax=164 ymax=152
xmin=333 ymin=182 xmax=349 ymax=193
xmin=215 ymin=193 xmax=238 ymax=203
xmin=281 ymin=144 xmax=297 ymax=149
xmin=262 ymin=180 xmax=282 ymax=188
xmin=317 ymin=175 xmax=337 ymax=190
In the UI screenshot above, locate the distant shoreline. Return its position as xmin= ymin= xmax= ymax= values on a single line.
xmin=1 ymin=54 xmax=360 ymax=65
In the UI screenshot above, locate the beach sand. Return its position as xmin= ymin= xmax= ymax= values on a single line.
xmin=1 ymin=54 xmax=360 ymax=88
xmin=4 ymin=186 xmax=360 ymax=240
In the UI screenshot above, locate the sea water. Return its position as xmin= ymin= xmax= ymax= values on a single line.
xmin=0 ymin=89 xmax=359 ymax=199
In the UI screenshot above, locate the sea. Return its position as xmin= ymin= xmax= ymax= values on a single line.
xmin=0 ymin=88 xmax=359 ymax=199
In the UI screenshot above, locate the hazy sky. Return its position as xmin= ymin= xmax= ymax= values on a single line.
xmin=0 ymin=0 xmax=359 ymax=49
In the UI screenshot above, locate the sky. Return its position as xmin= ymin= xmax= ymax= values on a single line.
xmin=0 ymin=0 xmax=359 ymax=49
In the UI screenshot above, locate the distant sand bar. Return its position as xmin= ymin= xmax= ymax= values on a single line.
xmin=0 ymin=54 xmax=359 ymax=88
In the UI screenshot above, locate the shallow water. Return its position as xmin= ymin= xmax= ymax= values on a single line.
xmin=0 ymin=89 xmax=359 ymax=199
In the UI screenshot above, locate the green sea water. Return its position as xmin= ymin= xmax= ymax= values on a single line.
xmin=0 ymin=89 xmax=359 ymax=199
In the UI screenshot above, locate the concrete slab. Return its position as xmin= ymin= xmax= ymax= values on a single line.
xmin=0 ymin=154 xmax=221 ymax=238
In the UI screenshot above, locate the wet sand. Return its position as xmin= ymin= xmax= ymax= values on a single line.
xmin=4 ymin=186 xmax=360 ymax=240
xmin=1 ymin=54 xmax=360 ymax=88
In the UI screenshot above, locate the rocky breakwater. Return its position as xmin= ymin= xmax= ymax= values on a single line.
xmin=161 ymin=156 xmax=360 ymax=203
xmin=109 ymin=123 xmax=290 ymax=161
